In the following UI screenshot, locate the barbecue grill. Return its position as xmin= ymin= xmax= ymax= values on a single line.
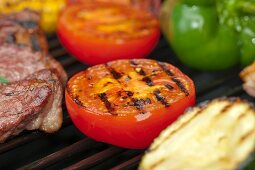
xmin=0 ymin=34 xmax=253 ymax=170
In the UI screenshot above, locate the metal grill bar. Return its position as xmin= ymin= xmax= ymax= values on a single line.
xmin=110 ymin=154 xmax=143 ymax=170
xmin=64 ymin=147 xmax=124 ymax=170
xmin=0 ymin=116 xmax=71 ymax=154
xmin=17 ymin=138 xmax=99 ymax=170
xmin=50 ymin=48 xmax=67 ymax=58
xmin=61 ymin=57 xmax=78 ymax=67
xmin=196 ymin=74 xmax=237 ymax=96
xmin=0 ymin=132 xmax=44 ymax=154
xmin=48 ymin=39 xmax=61 ymax=50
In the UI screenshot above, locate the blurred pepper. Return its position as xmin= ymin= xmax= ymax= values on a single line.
xmin=0 ymin=0 xmax=66 ymax=33
xmin=160 ymin=0 xmax=255 ymax=71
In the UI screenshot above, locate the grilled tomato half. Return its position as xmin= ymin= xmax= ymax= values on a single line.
xmin=57 ymin=2 xmax=160 ymax=65
xmin=65 ymin=59 xmax=195 ymax=149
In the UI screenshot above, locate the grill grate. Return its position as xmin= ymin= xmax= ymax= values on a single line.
xmin=0 ymin=35 xmax=253 ymax=169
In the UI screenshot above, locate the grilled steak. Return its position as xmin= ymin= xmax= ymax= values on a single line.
xmin=0 ymin=79 xmax=52 ymax=142
xmin=25 ymin=69 xmax=63 ymax=133
xmin=0 ymin=69 xmax=63 ymax=142
xmin=47 ymin=56 xmax=68 ymax=85
xmin=0 ymin=9 xmax=48 ymax=53
xmin=240 ymin=62 xmax=255 ymax=97
xmin=0 ymin=10 xmax=67 ymax=142
xmin=0 ymin=44 xmax=67 ymax=85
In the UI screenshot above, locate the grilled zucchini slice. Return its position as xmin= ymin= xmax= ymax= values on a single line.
xmin=140 ymin=97 xmax=255 ymax=170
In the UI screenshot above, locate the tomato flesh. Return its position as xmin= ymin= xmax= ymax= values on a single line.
xmin=66 ymin=59 xmax=196 ymax=149
xmin=57 ymin=2 xmax=160 ymax=65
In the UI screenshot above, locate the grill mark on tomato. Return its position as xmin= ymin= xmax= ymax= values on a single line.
xmin=157 ymin=62 xmax=189 ymax=96
xmin=105 ymin=65 xmax=122 ymax=79
xmin=153 ymin=89 xmax=169 ymax=107
xmin=157 ymin=62 xmax=174 ymax=76
xmin=73 ymin=97 xmax=85 ymax=107
xmin=165 ymin=84 xmax=173 ymax=90
xmin=130 ymin=61 xmax=155 ymax=87
xmin=172 ymin=77 xmax=189 ymax=96
xmin=98 ymin=93 xmax=115 ymax=114
xmin=125 ymin=75 xmax=131 ymax=82
xmin=129 ymin=60 xmax=147 ymax=76
xmin=118 ymin=90 xmax=134 ymax=99
xmin=103 ymin=81 xmax=113 ymax=87
xmin=136 ymin=68 xmax=146 ymax=76
xmin=30 ymin=34 xmax=41 ymax=51
xmin=142 ymin=77 xmax=154 ymax=86
xmin=145 ymin=98 xmax=151 ymax=104
xmin=126 ymin=91 xmax=134 ymax=97
xmin=132 ymin=98 xmax=145 ymax=110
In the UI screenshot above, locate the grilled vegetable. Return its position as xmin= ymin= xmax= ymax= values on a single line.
xmin=65 ymin=59 xmax=195 ymax=149
xmin=160 ymin=0 xmax=255 ymax=71
xmin=57 ymin=2 xmax=160 ymax=65
xmin=140 ymin=97 xmax=255 ymax=170
xmin=0 ymin=0 xmax=66 ymax=33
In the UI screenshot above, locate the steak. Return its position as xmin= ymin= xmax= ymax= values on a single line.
xmin=0 ymin=10 xmax=67 ymax=84
xmin=0 ymin=10 xmax=48 ymax=53
xmin=0 ymin=79 xmax=52 ymax=142
xmin=47 ymin=56 xmax=68 ymax=85
xmin=0 ymin=44 xmax=67 ymax=85
xmin=0 ymin=69 xmax=63 ymax=142
xmin=25 ymin=69 xmax=63 ymax=133
xmin=0 ymin=10 xmax=67 ymax=142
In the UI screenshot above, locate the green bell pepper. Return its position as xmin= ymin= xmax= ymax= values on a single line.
xmin=160 ymin=0 xmax=255 ymax=71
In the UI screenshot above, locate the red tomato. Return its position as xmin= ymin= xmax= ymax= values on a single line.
xmin=65 ymin=59 xmax=196 ymax=149
xmin=57 ymin=2 xmax=160 ymax=65
xmin=67 ymin=0 xmax=130 ymax=5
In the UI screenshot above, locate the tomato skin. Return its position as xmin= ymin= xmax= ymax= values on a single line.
xmin=57 ymin=27 xmax=160 ymax=65
xmin=66 ymin=0 xmax=130 ymax=5
xmin=65 ymin=59 xmax=196 ymax=149
xmin=66 ymin=90 xmax=195 ymax=149
xmin=57 ymin=3 xmax=160 ymax=65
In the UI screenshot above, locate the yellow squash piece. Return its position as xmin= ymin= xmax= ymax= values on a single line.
xmin=140 ymin=97 xmax=255 ymax=170
xmin=0 ymin=0 xmax=66 ymax=33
